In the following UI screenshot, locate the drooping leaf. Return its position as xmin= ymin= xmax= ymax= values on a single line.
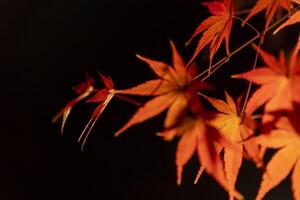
xmin=232 ymin=38 xmax=300 ymax=114
xmin=186 ymin=0 xmax=233 ymax=67
xmin=52 ymin=74 xmax=94 ymax=134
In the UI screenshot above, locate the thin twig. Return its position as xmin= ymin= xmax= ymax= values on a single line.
xmin=194 ymin=35 xmax=259 ymax=81
xmin=192 ymin=57 xmax=228 ymax=81
xmin=232 ymin=16 xmax=260 ymax=35
xmin=201 ymin=57 xmax=229 ymax=81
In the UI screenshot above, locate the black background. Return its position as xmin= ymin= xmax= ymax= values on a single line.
xmin=1 ymin=0 xmax=299 ymax=199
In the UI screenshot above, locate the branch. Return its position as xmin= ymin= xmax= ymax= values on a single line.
xmin=192 ymin=13 xmax=290 ymax=82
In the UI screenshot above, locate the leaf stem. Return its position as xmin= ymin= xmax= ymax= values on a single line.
xmin=115 ymin=94 xmax=141 ymax=106
xmin=232 ymin=16 xmax=260 ymax=35
xmin=192 ymin=57 xmax=228 ymax=81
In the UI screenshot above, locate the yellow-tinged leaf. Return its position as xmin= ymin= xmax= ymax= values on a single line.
xmin=203 ymin=92 xmax=261 ymax=199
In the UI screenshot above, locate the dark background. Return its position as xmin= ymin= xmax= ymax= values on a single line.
xmin=1 ymin=0 xmax=299 ymax=199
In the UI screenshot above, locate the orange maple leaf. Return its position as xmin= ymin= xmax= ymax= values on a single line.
xmin=186 ymin=0 xmax=233 ymax=67
xmin=244 ymin=0 xmax=292 ymax=31
xmin=52 ymin=74 xmax=94 ymax=134
xmin=232 ymin=37 xmax=300 ymax=114
xmin=254 ymin=109 xmax=300 ymax=200
xmin=114 ymin=41 xmax=211 ymax=136
xmin=274 ymin=0 xmax=300 ymax=33
xmin=157 ymin=109 xmax=243 ymax=199
xmin=201 ymin=91 xmax=261 ymax=200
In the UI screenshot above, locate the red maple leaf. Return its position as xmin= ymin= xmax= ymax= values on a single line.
xmin=186 ymin=0 xmax=233 ymax=67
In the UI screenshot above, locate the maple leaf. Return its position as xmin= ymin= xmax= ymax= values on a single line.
xmin=157 ymin=110 xmax=243 ymax=200
xmin=232 ymin=37 xmax=300 ymax=114
xmin=201 ymin=91 xmax=261 ymax=200
xmin=254 ymin=109 xmax=300 ymax=200
xmin=244 ymin=0 xmax=292 ymax=31
xmin=274 ymin=0 xmax=300 ymax=33
xmin=78 ymin=73 xmax=115 ymax=149
xmin=114 ymin=41 xmax=212 ymax=136
xmin=52 ymin=74 xmax=94 ymax=134
xmin=186 ymin=0 xmax=233 ymax=67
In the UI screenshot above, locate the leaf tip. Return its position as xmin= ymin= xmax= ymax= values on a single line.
xmin=136 ymin=54 xmax=148 ymax=63
xmin=231 ymin=74 xmax=241 ymax=79
xmin=114 ymin=130 xmax=123 ymax=137
xmin=136 ymin=54 xmax=143 ymax=59
xmin=169 ymin=38 xmax=174 ymax=45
